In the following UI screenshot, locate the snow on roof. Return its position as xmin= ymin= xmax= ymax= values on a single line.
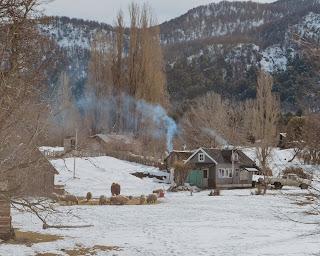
xmin=39 ymin=146 xmax=64 ymax=153
xmin=244 ymin=167 xmax=260 ymax=173
xmin=94 ymin=133 xmax=134 ymax=145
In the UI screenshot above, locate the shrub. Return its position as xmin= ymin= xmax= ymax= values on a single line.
xmin=147 ymin=194 xmax=157 ymax=204
xmin=173 ymin=161 xmax=191 ymax=186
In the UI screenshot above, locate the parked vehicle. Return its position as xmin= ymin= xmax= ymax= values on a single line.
xmin=262 ymin=174 xmax=311 ymax=189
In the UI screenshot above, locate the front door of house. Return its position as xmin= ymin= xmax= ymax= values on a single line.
xmin=203 ymin=169 xmax=209 ymax=188
xmin=208 ymin=166 xmax=216 ymax=189
xmin=187 ymin=170 xmax=203 ymax=188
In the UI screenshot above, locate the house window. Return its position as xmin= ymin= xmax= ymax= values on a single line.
xmin=203 ymin=169 xmax=208 ymax=179
xmin=218 ymin=168 xmax=233 ymax=178
xmin=232 ymin=152 xmax=239 ymax=162
xmin=198 ymin=153 xmax=205 ymax=162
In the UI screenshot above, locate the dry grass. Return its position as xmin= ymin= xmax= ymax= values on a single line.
xmin=62 ymin=245 xmax=121 ymax=256
xmin=35 ymin=245 xmax=121 ymax=256
xmin=59 ymin=197 xmax=158 ymax=206
xmin=293 ymin=200 xmax=314 ymax=206
xmin=304 ymin=211 xmax=320 ymax=216
xmin=5 ymin=230 xmax=63 ymax=247
xmin=35 ymin=253 xmax=60 ymax=256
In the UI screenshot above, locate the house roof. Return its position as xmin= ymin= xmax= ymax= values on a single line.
xmin=244 ymin=167 xmax=260 ymax=172
xmin=92 ymin=134 xmax=134 ymax=145
xmin=164 ymin=150 xmax=194 ymax=161
xmin=186 ymin=147 xmax=257 ymax=168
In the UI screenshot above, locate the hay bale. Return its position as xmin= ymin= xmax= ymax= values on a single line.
xmin=111 ymin=183 xmax=121 ymax=196
xmin=110 ymin=195 xmax=129 ymax=205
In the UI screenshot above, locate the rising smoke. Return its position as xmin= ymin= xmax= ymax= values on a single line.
xmin=77 ymin=93 xmax=178 ymax=152
xmin=201 ymin=127 xmax=231 ymax=148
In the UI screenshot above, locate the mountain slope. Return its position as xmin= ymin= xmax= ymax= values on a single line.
xmin=42 ymin=0 xmax=320 ymax=112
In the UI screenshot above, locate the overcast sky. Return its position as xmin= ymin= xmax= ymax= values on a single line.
xmin=43 ymin=0 xmax=276 ymax=25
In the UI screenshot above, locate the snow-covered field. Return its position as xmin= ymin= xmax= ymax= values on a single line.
xmin=1 ymin=155 xmax=319 ymax=256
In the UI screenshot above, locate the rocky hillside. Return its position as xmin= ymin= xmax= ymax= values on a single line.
xmin=42 ymin=0 xmax=320 ymax=112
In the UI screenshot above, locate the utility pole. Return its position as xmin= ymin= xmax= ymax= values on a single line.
xmin=73 ymin=129 xmax=78 ymax=179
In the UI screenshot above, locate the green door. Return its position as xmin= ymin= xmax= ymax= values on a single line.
xmin=187 ymin=170 xmax=203 ymax=188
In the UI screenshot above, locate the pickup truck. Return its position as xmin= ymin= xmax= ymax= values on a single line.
xmin=260 ymin=174 xmax=311 ymax=189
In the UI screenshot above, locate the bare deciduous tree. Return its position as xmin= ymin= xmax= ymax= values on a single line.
xmin=253 ymin=72 xmax=280 ymax=178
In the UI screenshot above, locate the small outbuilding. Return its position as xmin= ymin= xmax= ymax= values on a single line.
xmin=184 ymin=148 xmax=259 ymax=189
xmin=164 ymin=150 xmax=194 ymax=172
xmin=0 ymin=182 xmax=14 ymax=241
xmin=4 ymin=150 xmax=58 ymax=197
xmin=278 ymin=133 xmax=288 ymax=149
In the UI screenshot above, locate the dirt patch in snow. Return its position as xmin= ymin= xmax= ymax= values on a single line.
xmin=131 ymin=171 xmax=167 ymax=181
xmin=62 ymin=244 xmax=121 ymax=255
xmin=4 ymin=230 xmax=62 ymax=247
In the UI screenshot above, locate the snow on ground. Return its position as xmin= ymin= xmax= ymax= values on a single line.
xmin=242 ymin=147 xmax=320 ymax=177
xmin=51 ymin=156 xmax=169 ymax=197
xmin=2 ymin=189 xmax=320 ymax=256
xmin=39 ymin=146 xmax=64 ymax=153
xmin=1 ymin=156 xmax=320 ymax=256
xmin=260 ymin=46 xmax=293 ymax=73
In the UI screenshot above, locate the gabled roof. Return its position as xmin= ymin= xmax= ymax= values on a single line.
xmin=165 ymin=150 xmax=194 ymax=161
xmin=185 ymin=147 xmax=256 ymax=167
xmin=185 ymin=148 xmax=218 ymax=164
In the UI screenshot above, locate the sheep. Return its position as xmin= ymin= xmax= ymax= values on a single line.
xmin=59 ymin=194 xmax=79 ymax=205
xmin=86 ymin=192 xmax=93 ymax=201
xmin=99 ymin=195 xmax=107 ymax=205
xmin=110 ymin=195 xmax=129 ymax=205
xmin=147 ymin=194 xmax=158 ymax=204
xmin=111 ymin=183 xmax=121 ymax=196
xmin=140 ymin=195 xmax=146 ymax=205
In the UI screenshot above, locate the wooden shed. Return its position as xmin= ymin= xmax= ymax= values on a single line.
xmin=4 ymin=150 xmax=58 ymax=197
xmin=164 ymin=150 xmax=194 ymax=172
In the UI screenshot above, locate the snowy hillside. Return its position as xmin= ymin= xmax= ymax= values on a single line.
xmin=51 ymin=156 xmax=169 ymax=197
xmin=242 ymin=147 xmax=320 ymax=177
xmin=160 ymin=1 xmax=284 ymax=44
xmin=292 ymin=12 xmax=320 ymax=42
xmin=40 ymin=0 xmax=320 ymax=111
xmin=40 ymin=17 xmax=113 ymax=49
